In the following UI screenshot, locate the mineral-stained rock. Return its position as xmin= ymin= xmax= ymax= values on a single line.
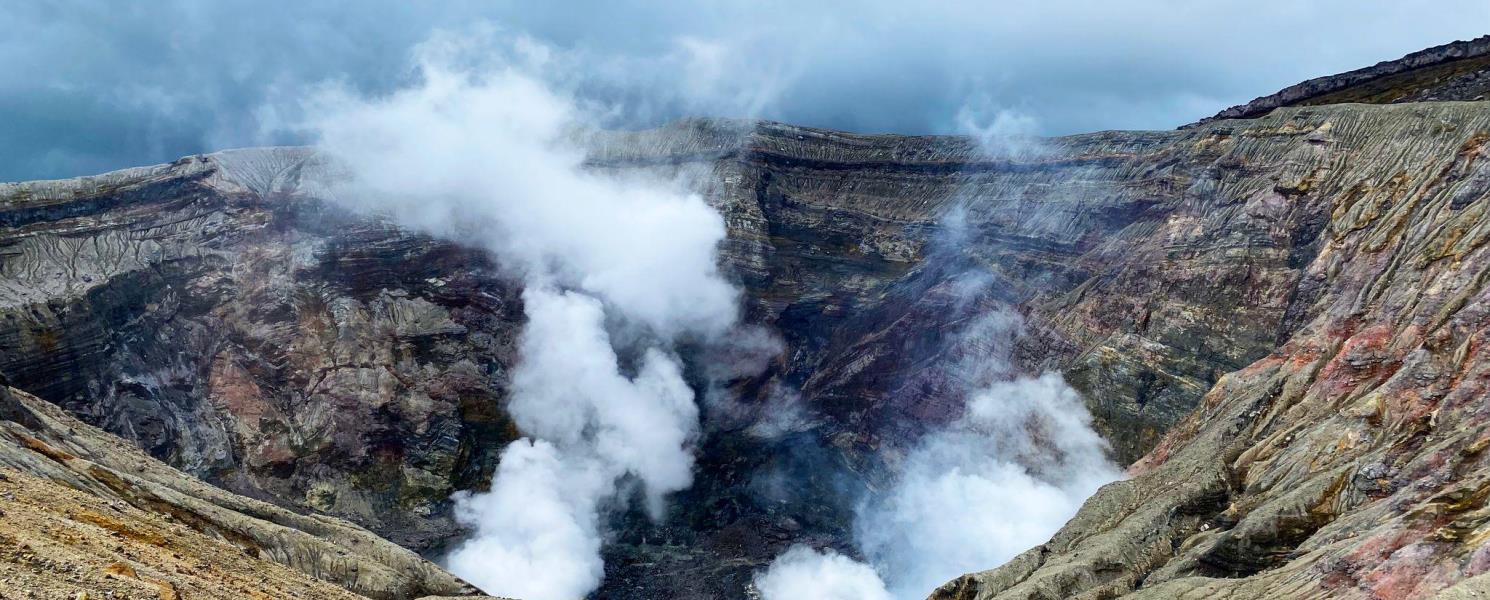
xmin=0 ymin=150 xmax=526 ymax=550
xmin=930 ymin=102 xmax=1490 ymax=599
xmin=0 ymin=382 xmax=482 ymax=599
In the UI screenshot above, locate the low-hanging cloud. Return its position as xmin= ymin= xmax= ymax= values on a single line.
xmin=302 ymin=31 xmax=741 ymax=599
xmin=7 ymin=1 xmax=1490 ymax=181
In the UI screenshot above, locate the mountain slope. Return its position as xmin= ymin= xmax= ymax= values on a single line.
xmin=932 ymin=102 xmax=1490 ymax=599
xmin=1195 ymin=35 xmax=1490 ymax=126
xmin=0 ymin=380 xmax=486 ymax=598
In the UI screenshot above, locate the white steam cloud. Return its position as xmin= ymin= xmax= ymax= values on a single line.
xmin=756 ymin=368 xmax=1120 ymax=599
xmin=755 ymin=112 xmax=1122 ymax=600
xmin=954 ymin=99 xmax=1049 ymax=160
xmin=855 ymin=371 xmax=1121 ymax=598
xmin=304 ymin=30 xmax=739 ymax=599
xmin=758 ymin=320 xmax=1121 ymax=599
xmin=756 ymin=546 xmax=893 ymax=600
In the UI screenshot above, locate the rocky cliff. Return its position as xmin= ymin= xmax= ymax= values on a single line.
xmin=0 ymin=116 xmax=1269 ymax=594
xmin=1196 ymin=35 xmax=1490 ymax=126
xmin=932 ymin=101 xmax=1490 ymax=599
xmin=0 ymin=379 xmax=490 ymax=598
xmin=3 ymin=44 xmax=1490 ymax=599
xmin=0 ymin=151 xmax=526 ymax=552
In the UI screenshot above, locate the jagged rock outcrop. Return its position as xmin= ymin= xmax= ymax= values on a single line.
xmin=932 ymin=101 xmax=1490 ymax=599
xmin=0 ymin=380 xmax=487 ymax=598
xmin=1195 ymin=35 xmax=1490 ymax=126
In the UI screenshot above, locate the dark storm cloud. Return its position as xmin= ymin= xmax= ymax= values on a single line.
xmin=3 ymin=0 xmax=1488 ymax=181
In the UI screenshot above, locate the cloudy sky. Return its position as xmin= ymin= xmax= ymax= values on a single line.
xmin=4 ymin=0 xmax=1488 ymax=182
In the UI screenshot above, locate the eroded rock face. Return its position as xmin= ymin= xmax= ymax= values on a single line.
xmin=0 ymin=108 xmax=1370 ymax=597
xmin=6 ymin=94 xmax=1489 ymax=597
xmin=932 ymin=101 xmax=1490 ymax=600
xmin=0 ymin=382 xmax=484 ymax=599
xmin=0 ymin=152 xmax=525 ymax=550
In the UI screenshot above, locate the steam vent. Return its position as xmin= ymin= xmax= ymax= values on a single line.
xmin=4 ymin=8 xmax=1490 ymax=599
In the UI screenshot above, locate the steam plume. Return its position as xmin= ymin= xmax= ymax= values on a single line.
xmin=304 ymin=30 xmax=739 ymax=599
xmin=854 ymin=371 xmax=1120 ymax=597
xmin=755 ymin=109 xmax=1122 ymax=600
xmin=756 ymin=546 xmax=893 ymax=600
